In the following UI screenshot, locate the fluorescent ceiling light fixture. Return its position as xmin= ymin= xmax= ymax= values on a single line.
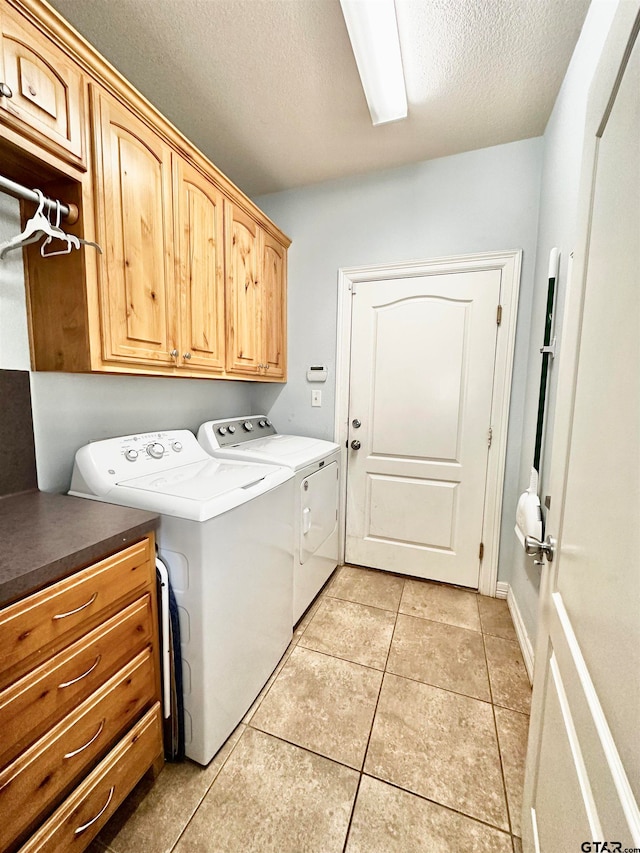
xmin=340 ymin=0 xmax=408 ymax=126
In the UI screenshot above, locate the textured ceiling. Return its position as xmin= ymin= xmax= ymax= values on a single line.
xmin=48 ymin=0 xmax=591 ymax=197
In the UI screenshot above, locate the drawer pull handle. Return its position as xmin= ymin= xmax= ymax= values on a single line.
xmin=73 ymin=785 xmax=115 ymax=836
xmin=64 ymin=718 xmax=105 ymax=759
xmin=52 ymin=592 xmax=98 ymax=620
xmin=58 ymin=655 xmax=102 ymax=689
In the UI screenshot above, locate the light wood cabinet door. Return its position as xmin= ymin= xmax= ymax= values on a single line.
xmin=19 ymin=703 xmax=162 ymax=853
xmin=0 ymin=5 xmax=85 ymax=168
xmin=261 ymin=230 xmax=286 ymax=379
xmin=91 ymin=86 xmax=177 ymax=368
xmin=174 ymin=157 xmax=225 ymax=373
xmin=225 ymin=200 xmax=261 ymax=376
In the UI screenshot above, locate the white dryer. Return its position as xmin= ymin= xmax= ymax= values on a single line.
xmin=69 ymin=429 xmax=294 ymax=765
xmin=198 ymin=416 xmax=340 ymax=624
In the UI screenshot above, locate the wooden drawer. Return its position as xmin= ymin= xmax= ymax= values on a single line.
xmin=0 ymin=538 xmax=152 ymax=682
xmin=0 ymin=4 xmax=85 ymax=168
xmin=0 ymin=594 xmax=154 ymax=768
xmin=0 ymin=648 xmax=156 ymax=852
xmin=18 ymin=703 xmax=162 ymax=853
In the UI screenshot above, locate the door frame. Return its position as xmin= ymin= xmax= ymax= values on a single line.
xmin=334 ymin=250 xmax=522 ymax=596
xmin=522 ymin=2 xmax=640 ymax=844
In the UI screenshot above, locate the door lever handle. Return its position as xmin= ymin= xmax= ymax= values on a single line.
xmin=525 ymin=534 xmax=556 ymax=563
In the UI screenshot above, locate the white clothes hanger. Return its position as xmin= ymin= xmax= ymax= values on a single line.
xmin=40 ymin=199 xmax=79 ymax=257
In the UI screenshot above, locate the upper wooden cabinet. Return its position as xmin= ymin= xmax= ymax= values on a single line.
xmin=225 ymin=201 xmax=261 ymax=377
xmin=226 ymin=201 xmax=287 ymax=379
xmin=0 ymin=3 xmax=84 ymax=168
xmin=4 ymin=0 xmax=290 ymax=382
xmin=262 ymin=230 xmax=287 ymax=379
xmin=91 ymin=86 xmax=177 ymax=368
xmin=174 ymin=157 xmax=226 ymax=374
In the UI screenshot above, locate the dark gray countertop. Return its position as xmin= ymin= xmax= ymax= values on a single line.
xmin=0 ymin=490 xmax=159 ymax=608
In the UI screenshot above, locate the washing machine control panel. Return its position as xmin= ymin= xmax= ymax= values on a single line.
xmin=205 ymin=416 xmax=277 ymax=447
xmin=76 ymin=429 xmax=209 ymax=485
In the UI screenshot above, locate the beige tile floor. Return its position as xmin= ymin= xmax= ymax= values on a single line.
xmin=91 ymin=565 xmax=531 ymax=853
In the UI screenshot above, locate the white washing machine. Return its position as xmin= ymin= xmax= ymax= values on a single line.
xmin=69 ymin=429 xmax=294 ymax=765
xmin=198 ymin=415 xmax=340 ymax=625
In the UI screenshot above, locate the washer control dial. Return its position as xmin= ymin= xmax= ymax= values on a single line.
xmin=258 ymin=420 xmax=267 ymax=427
xmin=243 ymin=421 xmax=254 ymax=431
xmin=171 ymin=441 xmax=183 ymax=452
xmin=147 ymin=442 xmax=165 ymax=459
xmin=265 ymin=419 xmax=272 ymax=427
xmin=228 ymin=425 xmax=236 ymax=434
xmin=124 ymin=448 xmax=138 ymax=462
xmin=218 ymin=426 xmax=228 ymax=436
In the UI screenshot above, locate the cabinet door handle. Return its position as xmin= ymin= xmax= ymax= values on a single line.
xmin=170 ymin=349 xmax=178 ymax=359
xmin=64 ymin=718 xmax=105 ymax=759
xmin=183 ymin=352 xmax=192 ymax=360
xmin=53 ymin=592 xmax=98 ymax=620
xmin=0 ymin=82 xmax=12 ymax=98
xmin=73 ymin=785 xmax=115 ymax=836
xmin=58 ymin=654 xmax=102 ymax=689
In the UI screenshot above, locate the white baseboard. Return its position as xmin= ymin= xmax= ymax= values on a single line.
xmin=495 ymin=581 xmax=509 ymax=599
xmin=504 ymin=582 xmax=535 ymax=684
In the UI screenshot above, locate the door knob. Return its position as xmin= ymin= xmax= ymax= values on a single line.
xmin=350 ymin=440 xmax=361 ymax=450
xmin=352 ymin=418 xmax=362 ymax=428
xmin=525 ymin=534 xmax=556 ymax=563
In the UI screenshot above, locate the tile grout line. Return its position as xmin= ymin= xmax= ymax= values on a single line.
xmin=341 ymin=576 xmax=406 ymax=853
xmin=359 ymin=771 xmax=515 ymax=838
xmin=167 ymin=725 xmax=248 ymax=853
xmin=482 ymin=626 xmax=515 ymax=838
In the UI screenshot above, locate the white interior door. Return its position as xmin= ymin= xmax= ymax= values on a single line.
xmin=345 ymin=269 xmax=501 ymax=587
xmin=522 ymin=4 xmax=640 ymax=849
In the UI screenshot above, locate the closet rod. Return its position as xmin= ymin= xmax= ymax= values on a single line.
xmin=0 ymin=174 xmax=79 ymax=224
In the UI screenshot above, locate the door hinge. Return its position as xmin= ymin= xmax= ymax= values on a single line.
xmin=479 ymin=542 xmax=484 ymax=560
xmin=487 ymin=427 xmax=493 ymax=448
xmin=496 ymin=305 xmax=503 ymax=325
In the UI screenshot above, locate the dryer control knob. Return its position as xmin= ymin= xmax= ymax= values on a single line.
xmin=258 ymin=420 xmax=267 ymax=427
xmin=228 ymin=425 xmax=236 ymax=434
xmin=243 ymin=421 xmax=254 ymax=431
xmin=265 ymin=419 xmax=272 ymax=427
xmin=147 ymin=442 xmax=165 ymax=459
xmin=124 ymin=448 xmax=138 ymax=462
xmin=218 ymin=426 xmax=228 ymax=436
xmin=171 ymin=441 xmax=183 ymax=452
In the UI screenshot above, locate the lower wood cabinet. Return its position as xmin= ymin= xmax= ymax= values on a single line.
xmin=0 ymin=535 xmax=163 ymax=853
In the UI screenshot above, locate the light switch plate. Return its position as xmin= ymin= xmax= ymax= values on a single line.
xmin=311 ymin=389 xmax=322 ymax=407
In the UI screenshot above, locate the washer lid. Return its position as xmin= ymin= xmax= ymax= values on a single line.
xmin=208 ymin=434 xmax=340 ymax=470
xmin=119 ymin=458 xmax=282 ymax=501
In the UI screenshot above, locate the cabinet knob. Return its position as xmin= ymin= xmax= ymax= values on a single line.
xmin=169 ymin=349 xmax=178 ymax=358
xmin=183 ymin=352 xmax=192 ymax=360
xmin=0 ymin=82 xmax=12 ymax=98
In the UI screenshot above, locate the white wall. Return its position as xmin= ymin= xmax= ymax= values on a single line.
xmin=505 ymin=0 xmax=620 ymax=644
xmin=254 ymin=137 xmax=544 ymax=583
xmin=0 ymin=194 xmax=30 ymax=370
xmin=0 ymin=194 xmax=255 ymax=493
